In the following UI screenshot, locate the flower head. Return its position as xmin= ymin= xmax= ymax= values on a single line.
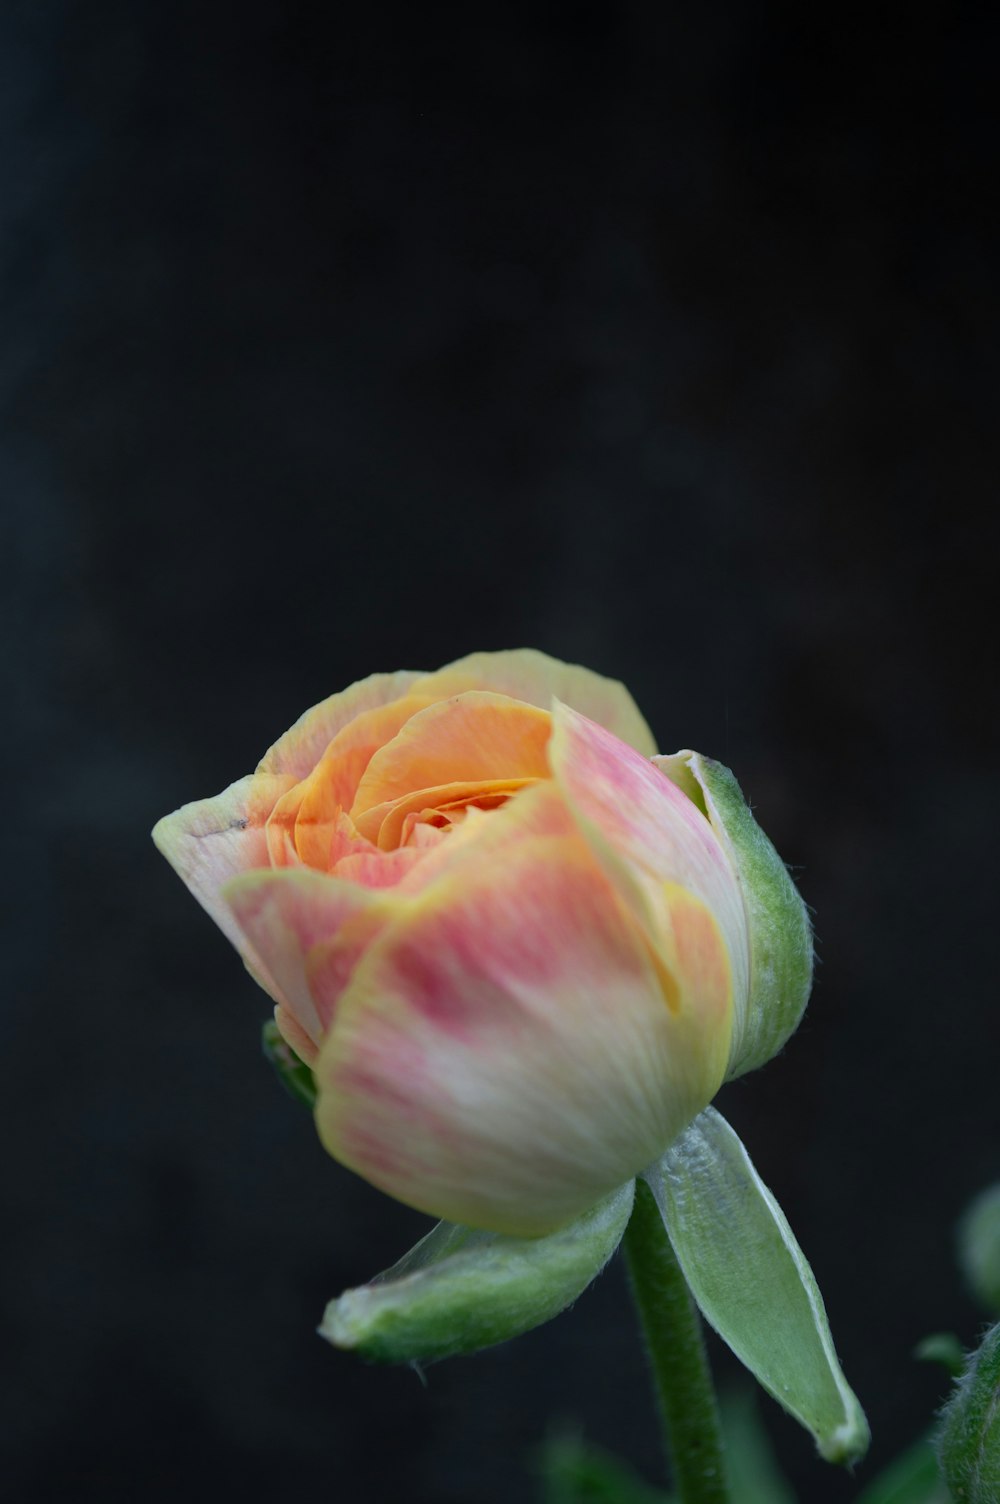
xmin=154 ymin=649 xmax=810 ymax=1235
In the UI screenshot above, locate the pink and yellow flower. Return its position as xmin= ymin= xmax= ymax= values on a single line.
xmin=153 ymin=650 xmax=782 ymax=1236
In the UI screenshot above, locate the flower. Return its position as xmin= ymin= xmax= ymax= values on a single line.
xmin=153 ymin=649 xmax=810 ymax=1236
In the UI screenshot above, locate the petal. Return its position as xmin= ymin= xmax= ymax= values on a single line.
xmin=273 ymin=1004 xmax=320 ymax=1068
xmin=412 ymin=648 xmax=658 ymax=756
xmin=315 ymin=834 xmax=729 ymax=1236
xmin=356 ymin=777 xmax=539 ymax=850
xmin=291 ymin=694 xmax=436 ymax=865
xmin=392 ymin=780 xmax=578 ymax=896
xmin=257 ymin=670 xmax=425 ymax=779
xmin=332 ymin=848 xmax=427 ymax=889
xmin=549 ymin=702 xmax=751 ymax=1037
xmin=152 ymin=773 xmax=295 ymax=965
xmin=223 ymin=867 xmax=392 ymax=1046
xmin=350 ymin=692 xmax=552 ymax=821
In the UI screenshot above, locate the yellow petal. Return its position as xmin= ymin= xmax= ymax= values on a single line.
xmin=257 ymin=670 xmax=425 ymax=779
xmin=412 ymin=648 xmax=658 ymax=756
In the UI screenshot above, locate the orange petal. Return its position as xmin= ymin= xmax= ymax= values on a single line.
xmin=356 ymin=777 xmax=539 ymax=849
xmin=351 ymin=691 xmax=552 ymax=822
xmin=290 ymin=695 xmax=437 ymax=866
xmin=257 ymin=670 xmax=425 ymax=779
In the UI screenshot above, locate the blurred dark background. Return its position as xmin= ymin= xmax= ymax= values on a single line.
xmin=5 ymin=3 xmax=998 ymax=1500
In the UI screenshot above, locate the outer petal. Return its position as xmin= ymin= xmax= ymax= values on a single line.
xmin=257 ymin=670 xmax=424 ymax=779
xmin=549 ymin=702 xmax=751 ymax=1050
xmin=315 ymin=833 xmax=730 ymax=1236
xmin=223 ymin=867 xmax=392 ymax=1046
xmin=411 ymin=649 xmax=658 ymax=757
xmin=152 ymin=773 xmax=296 ymax=964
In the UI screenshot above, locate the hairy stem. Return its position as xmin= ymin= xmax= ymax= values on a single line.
xmin=622 ymin=1178 xmax=730 ymax=1504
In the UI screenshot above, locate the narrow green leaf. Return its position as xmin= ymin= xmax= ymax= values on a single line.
xmin=646 ymin=1108 xmax=869 ymax=1465
xmin=537 ymin=1431 xmax=672 ymax=1504
xmin=718 ymin=1388 xmax=797 ymax=1504
xmin=937 ymin=1321 xmax=1000 ymax=1504
xmin=261 ymin=1018 xmax=317 ymax=1110
xmin=320 ymin=1179 xmax=634 ymax=1364
xmin=855 ymin=1437 xmax=947 ymax=1504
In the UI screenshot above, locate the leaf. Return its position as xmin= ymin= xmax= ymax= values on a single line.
xmin=320 ymin=1179 xmax=635 ymax=1364
xmin=646 ymin=1108 xmax=869 ymax=1465
xmin=537 ymin=1431 xmax=673 ymax=1504
xmin=855 ymin=1437 xmax=948 ymax=1504
xmin=718 ymin=1388 xmax=797 ymax=1504
xmin=261 ymin=1018 xmax=317 ymax=1110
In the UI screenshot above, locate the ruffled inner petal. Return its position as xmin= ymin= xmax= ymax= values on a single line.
xmin=351 ymin=692 xmax=552 ymax=822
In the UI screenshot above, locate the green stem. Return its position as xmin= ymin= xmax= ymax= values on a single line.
xmin=622 ymin=1178 xmax=730 ymax=1504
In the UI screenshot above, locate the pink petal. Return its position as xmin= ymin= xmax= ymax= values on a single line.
xmin=152 ymin=773 xmax=295 ymax=969
xmin=332 ymin=848 xmax=427 ymax=889
xmin=273 ymin=1004 xmax=320 ymax=1067
xmin=548 ymin=702 xmax=751 ymax=1014
xmin=315 ymin=834 xmax=731 ymax=1236
xmin=412 ymin=648 xmax=658 ymax=756
xmin=223 ymin=867 xmax=392 ymax=1045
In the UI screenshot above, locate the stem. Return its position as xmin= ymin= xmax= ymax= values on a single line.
xmin=622 ymin=1178 xmax=730 ymax=1504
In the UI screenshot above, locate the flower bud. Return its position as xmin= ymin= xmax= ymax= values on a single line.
xmin=154 ymin=649 xmax=810 ymax=1236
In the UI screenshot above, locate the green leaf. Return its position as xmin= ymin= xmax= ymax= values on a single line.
xmin=937 ymin=1321 xmax=1000 ymax=1504
xmin=261 ymin=1018 xmax=317 ymax=1110
xmin=718 ymin=1388 xmax=797 ymax=1504
xmin=958 ymin=1182 xmax=1000 ymax=1315
xmin=537 ymin=1431 xmax=672 ymax=1504
xmin=855 ymin=1437 xmax=948 ymax=1504
xmin=320 ymin=1179 xmax=635 ymax=1364
xmin=646 ymin=1108 xmax=869 ymax=1466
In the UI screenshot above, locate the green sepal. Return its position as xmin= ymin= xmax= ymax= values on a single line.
xmin=261 ymin=1018 xmax=317 ymax=1110
xmin=645 ymin=1107 xmax=869 ymax=1465
xmin=958 ymin=1182 xmax=1000 ymax=1315
xmin=937 ymin=1320 xmax=1000 ymax=1504
xmin=320 ymin=1179 xmax=635 ymax=1364
xmin=657 ymin=751 xmax=813 ymax=1079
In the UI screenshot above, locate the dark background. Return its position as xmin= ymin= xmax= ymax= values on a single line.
xmin=5 ymin=3 xmax=998 ymax=1500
